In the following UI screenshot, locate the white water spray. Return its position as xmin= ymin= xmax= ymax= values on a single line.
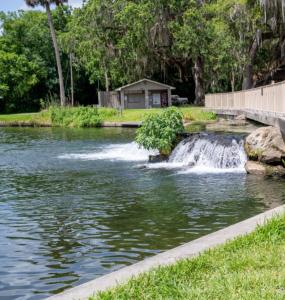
xmin=147 ymin=134 xmax=247 ymax=173
xmin=59 ymin=142 xmax=157 ymax=162
xmin=59 ymin=134 xmax=247 ymax=173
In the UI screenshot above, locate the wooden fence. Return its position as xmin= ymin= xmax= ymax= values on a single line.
xmin=205 ymin=80 xmax=285 ymax=114
xmin=98 ymin=91 xmax=120 ymax=108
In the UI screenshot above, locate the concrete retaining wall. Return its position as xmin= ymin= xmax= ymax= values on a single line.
xmin=46 ymin=204 xmax=285 ymax=300
xmin=206 ymin=108 xmax=285 ymax=138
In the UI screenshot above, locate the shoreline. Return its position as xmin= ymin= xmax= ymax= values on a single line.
xmin=45 ymin=204 xmax=285 ymax=300
xmin=0 ymin=121 xmax=141 ymax=128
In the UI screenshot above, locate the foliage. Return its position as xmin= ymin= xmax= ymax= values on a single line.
xmin=92 ymin=213 xmax=285 ymax=300
xmin=1 ymin=0 xmax=285 ymax=111
xmin=49 ymin=106 xmax=116 ymax=127
xmin=0 ymin=9 xmax=63 ymax=112
xmin=183 ymin=109 xmax=216 ymax=122
xmin=245 ymin=145 xmax=264 ymax=161
xmin=0 ymin=7 xmax=95 ymax=113
xmin=135 ymin=107 xmax=184 ymax=155
xmin=0 ymin=49 xmax=45 ymax=112
xmin=0 ymin=106 xmax=215 ymax=127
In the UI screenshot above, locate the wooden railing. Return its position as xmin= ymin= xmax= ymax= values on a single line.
xmin=205 ymin=80 xmax=285 ymax=114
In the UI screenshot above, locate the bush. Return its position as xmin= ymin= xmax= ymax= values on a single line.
xmin=183 ymin=109 xmax=216 ymax=122
xmin=135 ymin=107 xmax=184 ymax=155
xmin=49 ymin=106 xmax=116 ymax=127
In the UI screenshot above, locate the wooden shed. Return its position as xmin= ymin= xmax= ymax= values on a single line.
xmin=116 ymin=79 xmax=175 ymax=109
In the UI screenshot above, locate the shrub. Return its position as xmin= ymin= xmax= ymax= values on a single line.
xmin=49 ymin=106 xmax=117 ymax=127
xmin=135 ymin=107 xmax=184 ymax=155
xmin=183 ymin=109 xmax=216 ymax=122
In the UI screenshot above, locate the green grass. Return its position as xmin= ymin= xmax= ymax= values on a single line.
xmin=0 ymin=106 xmax=216 ymax=127
xmin=0 ymin=111 xmax=50 ymax=124
xmin=103 ymin=106 xmax=216 ymax=123
xmin=91 ymin=213 xmax=285 ymax=300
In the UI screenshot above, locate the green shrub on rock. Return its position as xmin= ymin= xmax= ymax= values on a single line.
xmin=135 ymin=107 xmax=184 ymax=155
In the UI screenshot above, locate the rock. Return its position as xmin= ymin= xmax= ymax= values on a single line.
xmin=245 ymin=161 xmax=267 ymax=176
xmin=218 ymin=117 xmax=248 ymax=127
xmin=228 ymin=119 xmax=248 ymax=126
xmin=235 ymin=114 xmax=246 ymax=121
xmin=269 ymin=165 xmax=285 ymax=177
xmin=245 ymin=126 xmax=285 ymax=165
xmin=149 ymin=154 xmax=168 ymax=163
xmin=245 ymin=161 xmax=285 ymax=177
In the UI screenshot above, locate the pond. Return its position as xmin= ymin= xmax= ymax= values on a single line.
xmin=0 ymin=127 xmax=284 ymax=300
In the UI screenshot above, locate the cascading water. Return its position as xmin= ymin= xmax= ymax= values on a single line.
xmin=168 ymin=133 xmax=247 ymax=172
xmin=59 ymin=142 xmax=158 ymax=161
xmin=59 ymin=133 xmax=247 ymax=173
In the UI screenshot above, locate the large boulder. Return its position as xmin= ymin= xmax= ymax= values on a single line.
xmin=245 ymin=126 xmax=285 ymax=165
xmin=245 ymin=161 xmax=267 ymax=176
xmin=245 ymin=161 xmax=285 ymax=177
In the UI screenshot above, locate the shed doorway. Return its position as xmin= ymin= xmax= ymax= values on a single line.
xmin=126 ymin=92 xmax=145 ymax=109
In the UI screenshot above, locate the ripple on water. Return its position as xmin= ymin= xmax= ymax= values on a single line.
xmin=0 ymin=127 xmax=284 ymax=299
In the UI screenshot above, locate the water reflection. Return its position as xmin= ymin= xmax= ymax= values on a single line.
xmin=0 ymin=127 xmax=284 ymax=299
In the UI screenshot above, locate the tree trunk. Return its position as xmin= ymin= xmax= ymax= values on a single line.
xmin=45 ymin=3 xmax=66 ymax=106
xmin=193 ymin=56 xmax=205 ymax=106
xmin=231 ymin=71 xmax=235 ymax=92
xmin=280 ymin=37 xmax=285 ymax=61
xmin=104 ymin=69 xmax=110 ymax=92
xmin=242 ymin=30 xmax=261 ymax=90
xmin=242 ymin=64 xmax=254 ymax=90
xmin=70 ymin=53 xmax=74 ymax=106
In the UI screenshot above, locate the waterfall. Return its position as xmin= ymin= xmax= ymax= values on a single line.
xmin=59 ymin=133 xmax=247 ymax=173
xmin=170 ymin=134 xmax=247 ymax=172
xmin=148 ymin=133 xmax=247 ymax=173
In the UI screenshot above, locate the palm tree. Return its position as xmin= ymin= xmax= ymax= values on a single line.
xmin=25 ymin=0 xmax=67 ymax=106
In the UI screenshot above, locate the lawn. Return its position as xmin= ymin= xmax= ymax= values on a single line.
xmin=0 ymin=106 xmax=216 ymax=126
xmin=103 ymin=107 xmax=216 ymax=123
xmin=0 ymin=111 xmax=50 ymax=124
xmin=91 ymin=213 xmax=285 ymax=300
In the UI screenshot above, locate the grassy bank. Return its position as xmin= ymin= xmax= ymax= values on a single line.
xmin=102 ymin=106 xmax=216 ymax=123
xmin=0 ymin=106 xmax=216 ymax=127
xmin=0 ymin=111 xmax=50 ymax=125
xmin=91 ymin=213 xmax=285 ymax=300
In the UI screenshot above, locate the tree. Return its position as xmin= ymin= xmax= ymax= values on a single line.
xmin=0 ymin=50 xmax=46 ymax=112
xmin=136 ymin=107 xmax=184 ymax=156
xmin=0 ymin=11 xmax=54 ymax=112
xmin=25 ymin=0 xmax=67 ymax=106
xmin=259 ymin=0 xmax=285 ymax=62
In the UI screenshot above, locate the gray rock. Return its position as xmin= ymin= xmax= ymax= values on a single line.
xmin=245 ymin=126 xmax=285 ymax=165
xmin=149 ymin=154 xmax=168 ymax=163
xmin=245 ymin=161 xmax=285 ymax=177
xmin=235 ymin=114 xmax=246 ymax=121
xmin=245 ymin=161 xmax=267 ymax=176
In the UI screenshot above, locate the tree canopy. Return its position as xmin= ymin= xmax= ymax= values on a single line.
xmin=1 ymin=0 xmax=285 ymax=112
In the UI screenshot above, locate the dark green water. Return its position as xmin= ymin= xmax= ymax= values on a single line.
xmin=0 ymin=127 xmax=284 ymax=300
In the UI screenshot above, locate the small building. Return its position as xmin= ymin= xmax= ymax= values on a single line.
xmin=98 ymin=79 xmax=175 ymax=109
xmin=116 ymin=79 xmax=175 ymax=109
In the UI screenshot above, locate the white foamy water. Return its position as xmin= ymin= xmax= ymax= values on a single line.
xmin=59 ymin=135 xmax=247 ymax=173
xmin=146 ymin=135 xmax=247 ymax=173
xmin=59 ymin=142 xmax=157 ymax=162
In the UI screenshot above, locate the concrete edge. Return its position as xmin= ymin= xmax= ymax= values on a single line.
xmin=46 ymin=204 xmax=285 ymax=300
xmin=101 ymin=122 xmax=141 ymax=128
xmin=0 ymin=122 xmax=141 ymax=128
xmin=205 ymin=108 xmax=285 ymax=137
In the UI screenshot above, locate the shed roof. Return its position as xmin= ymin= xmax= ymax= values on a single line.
xmin=115 ymin=79 xmax=175 ymax=91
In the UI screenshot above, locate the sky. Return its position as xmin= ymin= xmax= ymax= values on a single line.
xmin=0 ymin=0 xmax=83 ymax=12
